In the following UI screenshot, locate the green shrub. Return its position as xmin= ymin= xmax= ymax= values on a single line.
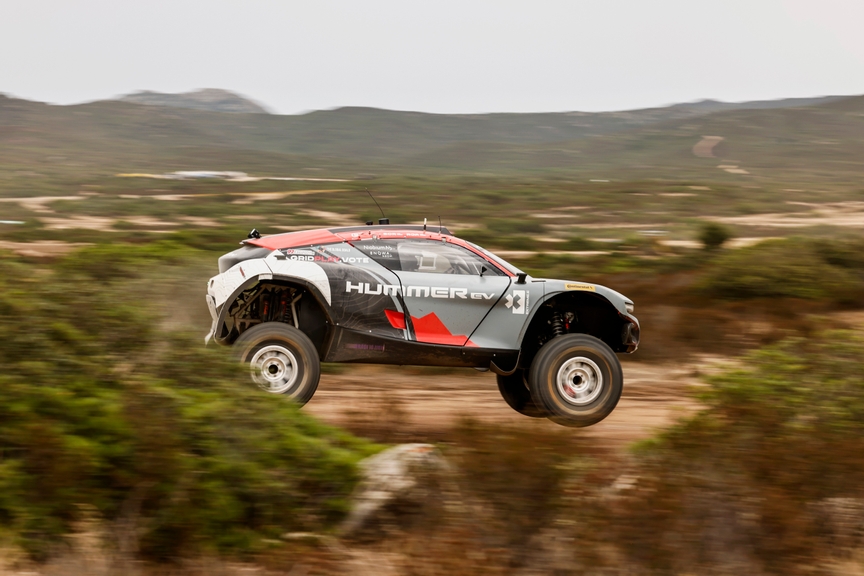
xmin=486 ymin=217 xmax=544 ymax=236
xmin=811 ymin=236 xmax=864 ymax=270
xmin=698 ymin=222 xmax=732 ymax=250
xmin=446 ymin=420 xmax=598 ymax=550
xmin=0 ymin=255 xmax=378 ymax=560
xmin=561 ymin=236 xmax=600 ymax=251
xmin=697 ymin=238 xmax=862 ymax=302
xmin=611 ymin=331 xmax=864 ymax=572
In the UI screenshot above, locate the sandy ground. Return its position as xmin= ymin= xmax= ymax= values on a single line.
xmin=532 ymin=212 xmax=577 ymax=219
xmin=495 ymin=249 xmax=611 ymax=258
xmin=177 ymin=216 xmax=221 ymax=227
xmin=117 ymin=172 xmax=350 ymax=183
xmin=39 ymin=215 xmax=117 ymax=231
xmin=298 ymin=209 xmax=357 ymax=226
xmin=305 ymin=356 xmax=723 ymax=449
xmin=0 ymin=240 xmax=92 ymax=257
xmin=230 ymin=189 xmax=348 ymax=204
xmin=660 ymin=236 xmax=780 ymax=249
xmin=692 ymin=135 xmax=724 ymax=158
xmin=0 ymin=195 xmax=84 ymax=213
xmin=714 ymin=201 xmax=864 ymax=228
xmin=717 ymin=164 xmax=750 ymax=175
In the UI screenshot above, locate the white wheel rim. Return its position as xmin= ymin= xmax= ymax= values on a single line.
xmin=556 ymin=356 xmax=603 ymax=405
xmin=250 ymin=344 xmax=299 ymax=394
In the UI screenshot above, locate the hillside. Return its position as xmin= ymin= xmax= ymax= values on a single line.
xmin=0 ymin=92 xmax=861 ymax=187
xmin=405 ymin=95 xmax=864 ymax=184
xmin=117 ymin=88 xmax=270 ymax=114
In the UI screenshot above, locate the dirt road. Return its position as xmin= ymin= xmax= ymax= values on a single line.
xmin=306 ymin=357 xmax=723 ymax=448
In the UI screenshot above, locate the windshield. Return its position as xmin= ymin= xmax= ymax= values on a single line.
xmin=463 ymin=241 xmax=524 ymax=276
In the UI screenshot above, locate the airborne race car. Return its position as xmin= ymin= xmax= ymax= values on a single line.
xmin=205 ymin=223 xmax=640 ymax=427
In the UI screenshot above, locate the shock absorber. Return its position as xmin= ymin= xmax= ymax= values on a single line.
xmin=280 ymin=290 xmax=293 ymax=325
xmin=551 ymin=312 xmax=565 ymax=337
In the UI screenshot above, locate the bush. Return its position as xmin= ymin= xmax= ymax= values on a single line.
xmin=811 ymin=236 xmax=864 ymax=270
xmin=697 ymin=238 xmax=862 ymax=303
xmin=0 ymin=254 xmax=378 ymax=560
xmin=609 ymin=331 xmax=864 ymax=572
xmin=698 ymin=222 xmax=732 ymax=250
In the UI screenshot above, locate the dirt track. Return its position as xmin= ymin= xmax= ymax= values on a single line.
xmin=306 ymin=357 xmax=724 ymax=448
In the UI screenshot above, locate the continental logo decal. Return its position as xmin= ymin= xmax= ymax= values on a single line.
xmin=565 ymin=283 xmax=595 ymax=292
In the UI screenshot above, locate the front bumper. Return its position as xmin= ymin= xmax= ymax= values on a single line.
xmin=622 ymin=319 xmax=640 ymax=353
xmin=204 ymin=293 xmax=219 ymax=345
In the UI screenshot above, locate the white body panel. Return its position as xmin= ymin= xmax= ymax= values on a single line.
xmin=207 ymin=254 xmax=332 ymax=310
xmin=204 ymin=254 xmax=332 ymax=344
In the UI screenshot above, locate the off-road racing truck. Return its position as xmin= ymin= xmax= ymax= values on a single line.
xmin=205 ymin=222 xmax=640 ymax=427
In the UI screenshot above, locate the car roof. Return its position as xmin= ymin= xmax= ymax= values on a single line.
xmin=243 ymin=224 xmax=517 ymax=277
xmin=245 ymin=225 xmax=454 ymax=250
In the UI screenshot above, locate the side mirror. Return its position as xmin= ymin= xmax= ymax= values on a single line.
xmin=516 ymin=273 xmax=527 ymax=284
xmin=480 ymin=265 xmax=487 ymax=277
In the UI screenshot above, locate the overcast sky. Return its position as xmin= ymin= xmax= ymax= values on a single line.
xmin=2 ymin=0 xmax=863 ymax=115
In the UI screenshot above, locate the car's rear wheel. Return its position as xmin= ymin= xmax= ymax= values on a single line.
xmin=496 ymin=370 xmax=546 ymax=418
xmin=528 ymin=334 xmax=622 ymax=427
xmin=233 ymin=322 xmax=320 ymax=405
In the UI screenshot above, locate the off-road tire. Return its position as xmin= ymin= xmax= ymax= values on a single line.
xmin=233 ymin=322 xmax=321 ymax=405
xmin=496 ymin=370 xmax=547 ymax=418
xmin=528 ymin=334 xmax=622 ymax=427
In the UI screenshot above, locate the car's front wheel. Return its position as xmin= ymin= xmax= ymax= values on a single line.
xmin=233 ymin=322 xmax=321 ymax=405
xmin=528 ymin=334 xmax=622 ymax=427
xmin=496 ymin=370 xmax=546 ymax=418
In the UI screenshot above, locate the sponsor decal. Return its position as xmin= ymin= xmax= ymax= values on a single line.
xmin=282 ymin=248 xmax=316 ymax=256
xmin=406 ymin=285 xmax=429 ymax=298
xmin=505 ymin=290 xmax=527 ymax=314
xmin=281 ymin=250 xmax=369 ymax=264
xmin=565 ymin=283 xmax=596 ymax=292
xmin=346 ymin=281 xmax=495 ymax=300
xmin=283 ymin=254 xmax=339 ymax=262
xmin=346 ymin=281 xmax=401 ymax=296
xmin=346 ymin=343 xmax=386 ymax=351
xmin=325 ymin=245 xmax=352 ymax=253
xmin=356 ymin=243 xmax=396 ymax=259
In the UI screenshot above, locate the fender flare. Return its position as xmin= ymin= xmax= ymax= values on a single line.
xmin=514 ymin=290 xmax=624 ymax=350
xmin=213 ymin=274 xmax=334 ymax=344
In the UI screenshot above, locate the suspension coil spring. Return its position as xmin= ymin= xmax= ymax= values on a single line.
xmin=551 ymin=312 xmax=565 ymax=337
xmin=278 ymin=290 xmax=294 ymax=324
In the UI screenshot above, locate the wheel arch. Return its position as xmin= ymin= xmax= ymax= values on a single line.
xmin=517 ymin=291 xmax=636 ymax=366
xmin=213 ymin=274 xmax=335 ymax=358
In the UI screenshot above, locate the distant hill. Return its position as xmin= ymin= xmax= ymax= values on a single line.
xmin=0 ymin=91 xmax=861 ymax=184
xmin=663 ymin=95 xmax=847 ymax=115
xmin=117 ymin=89 xmax=270 ymax=114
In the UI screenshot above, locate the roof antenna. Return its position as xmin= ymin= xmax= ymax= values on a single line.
xmin=365 ymin=188 xmax=389 ymax=225
xmin=423 ymin=217 xmax=427 ymax=231
xmin=438 ymin=215 xmax=443 ymax=234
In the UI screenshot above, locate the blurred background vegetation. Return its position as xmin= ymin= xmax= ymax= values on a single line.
xmin=0 ymin=246 xmax=379 ymax=563
xmin=3 ymin=91 xmax=864 ymax=573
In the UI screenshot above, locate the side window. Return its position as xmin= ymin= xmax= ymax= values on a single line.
xmin=352 ymin=240 xmax=402 ymax=270
xmin=396 ymin=241 xmax=503 ymax=276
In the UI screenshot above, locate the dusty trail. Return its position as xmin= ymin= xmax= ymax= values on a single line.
xmin=306 ymin=356 xmax=723 ymax=449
